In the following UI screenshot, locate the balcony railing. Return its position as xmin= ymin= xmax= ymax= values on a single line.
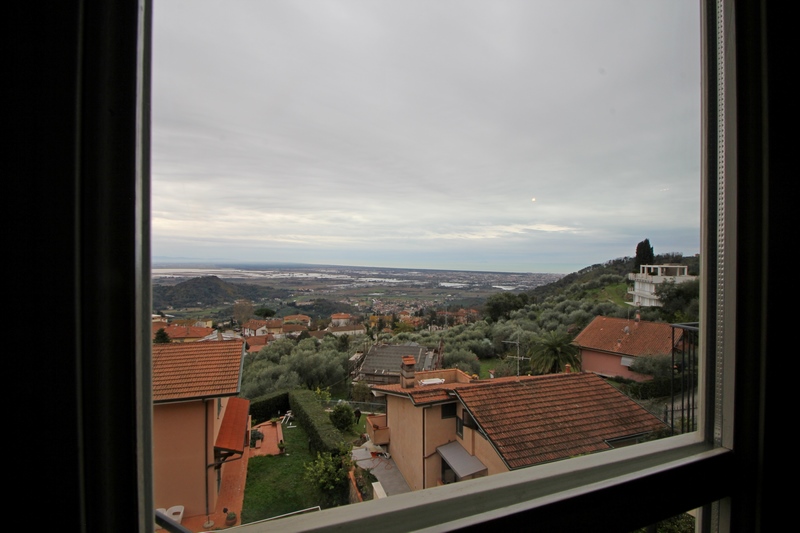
xmin=669 ymin=322 xmax=699 ymax=434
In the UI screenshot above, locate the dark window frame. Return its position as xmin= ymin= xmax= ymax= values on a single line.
xmin=23 ymin=0 xmax=779 ymax=530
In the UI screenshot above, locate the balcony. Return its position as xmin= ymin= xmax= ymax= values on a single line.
xmin=366 ymin=414 xmax=390 ymax=445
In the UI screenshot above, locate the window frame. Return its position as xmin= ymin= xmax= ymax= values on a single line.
xmin=37 ymin=0 xmax=774 ymax=530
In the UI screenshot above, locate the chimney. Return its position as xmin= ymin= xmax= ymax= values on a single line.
xmin=565 ymin=364 xmax=571 ymax=374
xmin=401 ymin=355 xmax=416 ymax=389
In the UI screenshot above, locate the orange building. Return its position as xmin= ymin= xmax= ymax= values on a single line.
xmin=152 ymin=340 xmax=249 ymax=520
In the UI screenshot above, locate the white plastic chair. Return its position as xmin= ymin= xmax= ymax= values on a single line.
xmin=166 ymin=505 xmax=184 ymax=525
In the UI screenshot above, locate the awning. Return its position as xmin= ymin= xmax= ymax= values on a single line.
xmin=437 ymin=441 xmax=487 ymax=478
xmin=215 ymin=397 xmax=250 ymax=455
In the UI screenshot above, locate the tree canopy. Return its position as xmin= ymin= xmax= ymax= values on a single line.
xmin=634 ymin=238 xmax=655 ymax=270
xmin=153 ymin=328 xmax=170 ymax=344
xmin=528 ymin=330 xmax=580 ymax=374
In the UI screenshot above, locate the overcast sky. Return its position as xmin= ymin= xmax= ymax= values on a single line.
xmin=152 ymin=0 xmax=701 ymax=274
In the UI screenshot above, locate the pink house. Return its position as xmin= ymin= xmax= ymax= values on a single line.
xmin=573 ymin=316 xmax=684 ymax=382
xmin=152 ymin=340 xmax=249 ymax=520
xmin=370 ymin=363 xmax=665 ymax=490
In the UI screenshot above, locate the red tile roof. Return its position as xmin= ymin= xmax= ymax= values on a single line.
xmin=152 ymin=340 xmax=245 ymax=402
xmin=455 ymin=373 xmax=667 ymax=469
xmin=152 ymin=323 xmax=215 ymax=340
xmin=572 ymin=316 xmax=681 ymax=356
xmin=283 ymin=314 xmax=311 ymax=322
xmin=215 ymin=397 xmax=250 ymax=454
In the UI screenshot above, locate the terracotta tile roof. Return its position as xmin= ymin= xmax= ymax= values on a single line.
xmin=283 ymin=314 xmax=311 ymax=322
xmin=572 ymin=316 xmax=681 ymax=356
xmin=455 ymin=373 xmax=667 ymax=469
xmin=282 ymin=324 xmax=308 ymax=332
xmin=152 ymin=340 xmax=245 ymax=402
xmin=331 ymin=313 xmax=352 ymax=319
xmin=215 ymin=397 xmax=250 ymax=454
xmin=152 ymin=323 xmax=215 ymax=340
xmin=243 ymin=319 xmax=268 ymax=329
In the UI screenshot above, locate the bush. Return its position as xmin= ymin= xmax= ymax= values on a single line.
xmin=303 ymin=446 xmax=353 ymax=507
xmin=289 ymin=389 xmax=347 ymax=454
xmin=330 ymin=402 xmax=355 ymax=432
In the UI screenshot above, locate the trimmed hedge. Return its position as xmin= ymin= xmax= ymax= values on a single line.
xmin=289 ymin=389 xmax=347 ymax=455
xmin=249 ymin=390 xmax=291 ymax=425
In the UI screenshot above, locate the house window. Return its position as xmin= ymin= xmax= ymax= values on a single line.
xmin=441 ymin=403 xmax=457 ymax=419
xmin=456 ymin=416 xmax=464 ymax=438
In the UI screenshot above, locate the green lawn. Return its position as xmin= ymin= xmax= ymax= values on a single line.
xmin=479 ymin=358 xmax=502 ymax=379
xmin=241 ymin=415 xmax=368 ymax=524
xmin=241 ymin=424 xmax=319 ymax=523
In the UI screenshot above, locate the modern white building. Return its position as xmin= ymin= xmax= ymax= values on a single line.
xmin=627 ymin=264 xmax=697 ymax=307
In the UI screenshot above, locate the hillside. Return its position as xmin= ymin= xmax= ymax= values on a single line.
xmin=528 ymin=253 xmax=698 ymax=303
xmin=152 ymin=276 xmax=290 ymax=309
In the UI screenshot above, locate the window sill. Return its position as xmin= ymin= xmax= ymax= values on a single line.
xmin=235 ymin=435 xmax=731 ymax=532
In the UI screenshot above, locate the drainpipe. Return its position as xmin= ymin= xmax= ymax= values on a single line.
xmin=204 ymin=399 xmax=210 ymax=517
xmin=422 ymin=406 xmax=428 ymax=489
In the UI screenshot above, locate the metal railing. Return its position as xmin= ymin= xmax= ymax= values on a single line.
xmin=669 ymin=322 xmax=699 ymax=434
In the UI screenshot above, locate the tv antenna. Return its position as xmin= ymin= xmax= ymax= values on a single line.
xmin=502 ymin=329 xmax=531 ymax=377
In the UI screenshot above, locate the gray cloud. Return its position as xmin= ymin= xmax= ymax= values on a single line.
xmin=152 ymin=0 xmax=701 ymax=273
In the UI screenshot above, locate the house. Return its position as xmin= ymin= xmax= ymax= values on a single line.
xmin=628 ymin=264 xmax=698 ymax=307
xmin=354 ymin=343 xmax=437 ymax=385
xmin=325 ymin=323 xmax=367 ymax=337
xmin=370 ymin=365 xmax=667 ymax=490
xmin=572 ymin=316 xmax=683 ymax=381
xmin=244 ymin=333 xmax=272 ymax=354
xmin=151 ymin=323 xmax=215 ymax=342
xmin=330 ymin=313 xmax=353 ymax=327
xmin=151 ymin=340 xmax=249 ymax=519
xmin=281 ymin=323 xmax=308 ymax=338
xmin=283 ymin=314 xmax=312 ymax=327
xmin=242 ymin=319 xmax=269 ymax=337
xmin=264 ymin=319 xmax=284 ymax=335
xmin=171 ymin=318 xmax=214 ymax=328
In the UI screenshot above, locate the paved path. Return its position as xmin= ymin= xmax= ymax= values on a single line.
xmin=352 ymin=447 xmax=411 ymax=496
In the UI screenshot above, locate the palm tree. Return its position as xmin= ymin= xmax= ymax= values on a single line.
xmin=529 ymin=330 xmax=580 ymax=374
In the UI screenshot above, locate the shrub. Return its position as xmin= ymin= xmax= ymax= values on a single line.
xmin=330 ymin=402 xmax=355 ymax=432
xmin=289 ymin=389 xmax=347 ymax=454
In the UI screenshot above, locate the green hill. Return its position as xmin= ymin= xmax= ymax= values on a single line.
xmin=152 ymin=276 xmax=289 ymax=309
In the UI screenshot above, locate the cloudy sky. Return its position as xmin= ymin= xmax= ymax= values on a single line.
xmin=152 ymin=0 xmax=701 ymax=274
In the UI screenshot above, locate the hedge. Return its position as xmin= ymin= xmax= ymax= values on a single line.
xmin=248 ymin=390 xmax=291 ymax=425
xmin=289 ymin=389 xmax=347 ymax=455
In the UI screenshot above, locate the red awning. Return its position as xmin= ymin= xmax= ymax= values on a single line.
xmin=215 ymin=397 xmax=250 ymax=454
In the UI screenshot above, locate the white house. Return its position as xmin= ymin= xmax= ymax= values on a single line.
xmin=627 ymin=264 xmax=697 ymax=307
